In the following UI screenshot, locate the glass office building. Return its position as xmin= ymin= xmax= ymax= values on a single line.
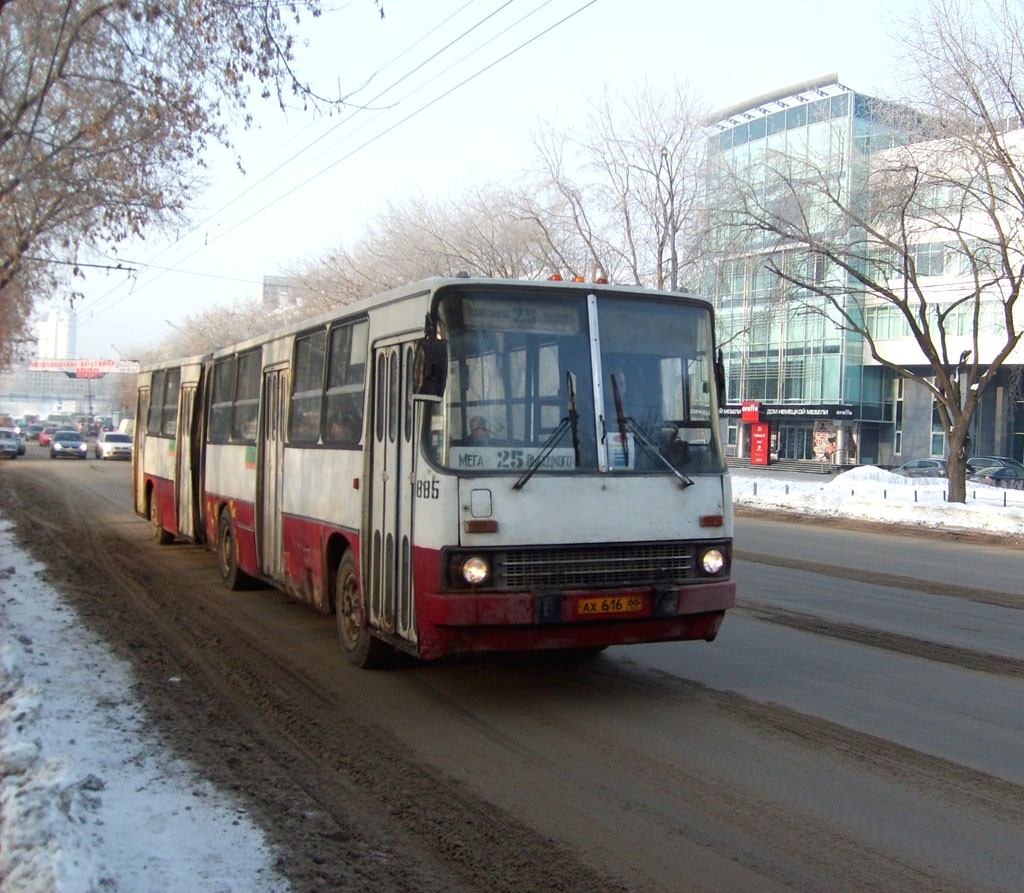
xmin=704 ymin=75 xmax=1024 ymax=468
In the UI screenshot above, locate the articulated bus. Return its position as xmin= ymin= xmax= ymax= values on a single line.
xmin=134 ymin=277 xmax=736 ymax=666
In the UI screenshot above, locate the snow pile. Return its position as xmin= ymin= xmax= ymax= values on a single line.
xmin=731 ymin=465 xmax=1024 ymax=538
xmin=0 ymin=524 xmax=287 ymax=893
xmin=0 ymin=663 xmax=107 ymax=891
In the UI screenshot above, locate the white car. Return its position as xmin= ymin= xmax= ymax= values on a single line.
xmin=95 ymin=431 xmax=134 ymax=460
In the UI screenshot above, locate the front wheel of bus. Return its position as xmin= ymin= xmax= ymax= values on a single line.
xmin=335 ymin=553 xmax=388 ymax=669
xmin=217 ymin=512 xmax=250 ymax=591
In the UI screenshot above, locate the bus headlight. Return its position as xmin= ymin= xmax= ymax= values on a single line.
xmin=700 ymin=548 xmax=726 ymax=575
xmin=461 ymin=556 xmax=490 ymax=585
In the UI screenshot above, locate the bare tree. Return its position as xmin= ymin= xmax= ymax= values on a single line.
xmin=291 ymin=184 xmax=554 ymax=305
xmin=0 ymin=0 xmax=378 ymax=366
xmin=526 ymin=77 xmax=711 ymax=290
xmin=714 ymin=0 xmax=1024 ymax=502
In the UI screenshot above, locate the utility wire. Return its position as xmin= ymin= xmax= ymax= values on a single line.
xmin=79 ymin=0 xmax=514 ymax=322
xmin=81 ymin=0 xmax=598 ymax=326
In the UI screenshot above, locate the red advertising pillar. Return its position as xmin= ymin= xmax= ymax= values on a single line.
xmin=750 ymin=422 xmax=770 ymax=466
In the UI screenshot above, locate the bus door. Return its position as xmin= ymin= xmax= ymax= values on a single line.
xmin=175 ymin=385 xmax=197 ymax=539
xmin=258 ymin=366 xmax=288 ymax=580
xmin=133 ymin=387 xmax=150 ymax=517
xmin=366 ymin=340 xmax=418 ymax=646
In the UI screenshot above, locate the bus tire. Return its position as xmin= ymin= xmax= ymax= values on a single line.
xmin=335 ymin=553 xmax=388 ymax=669
xmin=150 ymin=498 xmax=173 ymax=545
xmin=217 ymin=511 xmax=250 ymax=591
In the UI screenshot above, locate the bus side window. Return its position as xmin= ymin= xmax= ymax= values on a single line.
xmin=208 ymin=357 xmax=234 ymax=443
xmin=290 ymin=329 xmax=327 ymax=443
xmin=323 ymin=320 xmax=366 ymax=447
xmin=230 ymin=349 xmax=261 ymax=444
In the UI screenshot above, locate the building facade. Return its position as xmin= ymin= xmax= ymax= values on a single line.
xmin=34 ymin=306 xmax=77 ymax=359
xmin=704 ymin=74 xmax=1024 ymax=468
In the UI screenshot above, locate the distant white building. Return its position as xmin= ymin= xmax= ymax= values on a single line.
xmin=35 ymin=306 xmax=77 ymax=359
xmin=262 ymin=275 xmax=302 ymax=310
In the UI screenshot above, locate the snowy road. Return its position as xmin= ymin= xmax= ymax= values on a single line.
xmin=2 ymin=457 xmax=1022 ymax=892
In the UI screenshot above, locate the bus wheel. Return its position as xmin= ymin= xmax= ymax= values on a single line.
xmin=216 ymin=512 xmax=250 ymax=591
xmin=150 ymin=498 xmax=173 ymax=545
xmin=335 ymin=553 xmax=388 ymax=669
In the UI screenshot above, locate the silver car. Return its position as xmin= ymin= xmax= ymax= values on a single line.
xmin=0 ymin=430 xmax=20 ymax=459
xmin=95 ymin=431 xmax=134 ymax=460
xmin=0 ymin=427 xmax=25 ymax=456
xmin=894 ymin=458 xmax=947 ymax=478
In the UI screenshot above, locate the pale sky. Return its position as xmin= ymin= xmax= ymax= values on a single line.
xmin=71 ymin=0 xmax=898 ymax=359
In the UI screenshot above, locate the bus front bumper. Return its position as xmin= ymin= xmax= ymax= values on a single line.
xmin=415 ymin=580 xmax=736 ymax=660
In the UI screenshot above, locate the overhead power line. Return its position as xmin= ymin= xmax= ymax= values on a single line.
xmin=79 ymin=0 xmax=600 ymax=327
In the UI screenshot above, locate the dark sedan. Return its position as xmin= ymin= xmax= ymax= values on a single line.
xmin=966 ymin=455 xmax=1024 ymax=474
xmin=49 ymin=429 xmax=89 ymax=460
xmin=968 ymin=465 xmax=1024 ymax=490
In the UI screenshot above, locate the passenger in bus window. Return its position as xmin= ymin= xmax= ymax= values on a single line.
xmin=468 ymin=416 xmax=491 ymax=444
xmin=329 ymin=411 xmax=361 ymax=444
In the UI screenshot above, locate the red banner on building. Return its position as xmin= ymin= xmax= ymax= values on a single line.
xmin=741 ymin=401 xmax=761 ymax=423
xmin=30 ymin=358 xmax=140 ymax=378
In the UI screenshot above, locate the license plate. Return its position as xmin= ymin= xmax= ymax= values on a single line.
xmin=575 ymin=595 xmax=645 ymax=617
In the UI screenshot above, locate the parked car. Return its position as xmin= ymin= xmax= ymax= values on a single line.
xmin=0 ymin=426 xmax=26 ymax=456
xmin=38 ymin=425 xmax=60 ymax=446
xmin=965 ymin=455 xmax=1024 ymax=474
xmin=893 ymin=458 xmax=947 ymax=478
xmin=0 ymin=430 xmax=20 ymax=459
xmin=49 ymin=429 xmax=89 ymax=460
xmin=94 ymin=430 xmax=133 ymax=460
xmin=968 ymin=465 xmax=1024 ymax=490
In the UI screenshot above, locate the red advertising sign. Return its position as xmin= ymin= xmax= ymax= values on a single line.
xmin=741 ymin=401 xmax=761 ymax=423
xmin=750 ymin=422 xmax=770 ymax=466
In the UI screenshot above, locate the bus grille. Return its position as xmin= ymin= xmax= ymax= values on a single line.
xmin=501 ymin=543 xmax=697 ymax=590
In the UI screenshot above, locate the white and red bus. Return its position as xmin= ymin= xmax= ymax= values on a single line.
xmin=135 ymin=276 xmax=736 ymax=666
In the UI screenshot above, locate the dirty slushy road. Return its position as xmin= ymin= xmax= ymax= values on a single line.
xmin=2 ymin=457 xmax=1021 ymax=893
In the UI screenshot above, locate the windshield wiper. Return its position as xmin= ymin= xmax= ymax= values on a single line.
xmin=628 ymin=421 xmax=694 ymax=488
xmin=567 ymin=370 xmax=580 ymax=466
xmin=611 ymin=374 xmax=693 ymax=489
xmin=610 ymin=373 xmax=630 ymax=467
xmin=513 ymin=371 xmax=580 ymax=491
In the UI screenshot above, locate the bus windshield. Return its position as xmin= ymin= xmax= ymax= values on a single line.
xmin=425 ymin=287 xmax=725 ymax=475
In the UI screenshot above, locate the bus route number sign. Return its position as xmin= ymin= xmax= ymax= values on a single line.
xmin=575 ymin=594 xmax=645 ymax=618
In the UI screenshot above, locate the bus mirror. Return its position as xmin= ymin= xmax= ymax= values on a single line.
xmin=413 ymin=338 xmax=447 ymax=400
xmin=715 ymin=349 xmax=726 ymax=405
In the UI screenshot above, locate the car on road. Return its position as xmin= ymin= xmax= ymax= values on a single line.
xmin=893 ymin=458 xmax=947 ymax=478
xmin=0 ymin=426 xmax=26 ymax=456
xmin=968 ymin=465 xmax=1024 ymax=490
xmin=94 ymin=431 xmax=133 ymax=460
xmin=966 ymin=455 xmax=1024 ymax=474
xmin=49 ymin=429 xmax=89 ymax=460
xmin=38 ymin=425 xmax=60 ymax=447
xmin=0 ymin=430 xmax=20 ymax=459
